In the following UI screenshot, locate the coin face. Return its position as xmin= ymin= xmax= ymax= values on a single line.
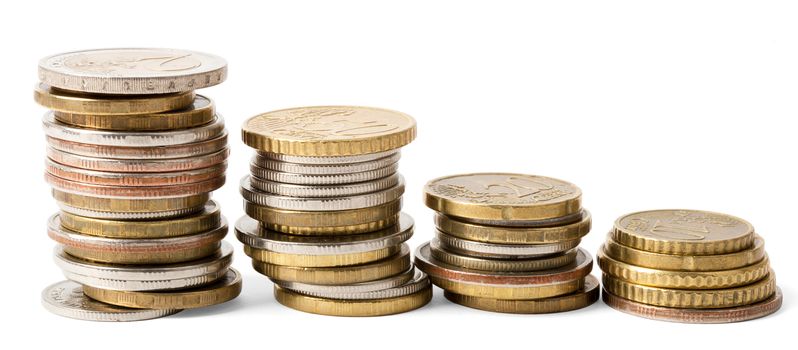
xmin=242 ymin=106 xmax=416 ymax=155
xmin=38 ymin=48 xmax=227 ymax=94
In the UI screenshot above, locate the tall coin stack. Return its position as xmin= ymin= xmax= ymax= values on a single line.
xmin=36 ymin=49 xmax=241 ymax=322
xmin=598 ymin=209 xmax=782 ymax=323
xmin=237 ymin=106 xmax=432 ymax=316
xmin=416 ymin=173 xmax=599 ymax=313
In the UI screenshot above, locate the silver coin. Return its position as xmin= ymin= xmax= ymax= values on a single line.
xmin=63 ymin=269 xmax=227 ymax=292
xmin=272 ymin=267 xmax=416 ymax=295
xmin=42 ymin=113 xmax=225 ymax=147
xmin=429 ymin=239 xmax=578 ymax=272
xmin=454 ymin=210 xmax=586 ymax=227
xmin=249 ymin=162 xmax=399 ymax=185
xmin=38 ymin=48 xmax=227 ymax=94
xmin=57 ymin=203 xmax=203 ymax=219
xmin=48 ymin=146 xmax=229 ymax=173
xmin=258 ymin=150 xmax=398 ymax=164
xmin=434 ymin=230 xmax=580 ymax=258
xmin=41 ymin=280 xmax=180 ymax=321
xmin=46 ymin=158 xmax=228 ymax=186
xmin=240 ymin=175 xmax=405 ymax=211
xmin=252 ymin=152 xmax=400 ymax=175
xmin=250 ymin=173 xmax=400 ymax=198
xmin=47 ymin=132 xmax=228 ymax=160
xmin=279 ymin=269 xmax=430 ymax=300
xmin=235 ymin=213 xmax=413 ymax=255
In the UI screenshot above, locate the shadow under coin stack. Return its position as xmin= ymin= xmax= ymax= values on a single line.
xmin=237 ymin=106 xmax=432 ymax=316
xmin=36 ymin=48 xmax=241 ymax=321
xmin=416 ymin=173 xmax=599 ymax=313
xmin=598 ymin=209 xmax=782 ymax=323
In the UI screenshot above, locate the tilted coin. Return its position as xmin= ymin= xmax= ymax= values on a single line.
xmin=245 ymin=245 xmax=400 ymax=267
xmin=53 ymin=95 xmax=216 ymax=131
xmin=34 ymin=83 xmax=195 ymax=114
xmin=252 ymin=151 xmax=400 ymax=175
xmin=65 ymin=269 xmax=226 ymax=292
xmin=250 ymin=173 xmax=400 ymax=198
xmin=38 ymin=48 xmax=227 ymax=94
xmin=612 ymin=209 xmax=756 ymax=256
xmin=250 ymin=162 xmax=399 ymax=185
xmin=47 ymin=133 xmax=228 ymax=160
xmin=242 ymin=106 xmax=417 ymax=156
xmin=41 ymin=280 xmax=180 ymax=321
xmin=423 ymin=173 xmax=582 ymax=221
xmin=273 ymin=268 xmax=416 ymax=296
xmin=603 ymin=235 xmax=766 ymax=271
xmin=46 ymin=158 xmax=227 ymax=187
xmin=46 ymin=172 xmax=225 ymax=199
xmin=52 ymin=189 xmax=208 ymax=213
xmin=258 ymin=149 xmax=397 ymax=164
xmin=245 ymin=198 xmax=401 ymax=235
xmin=83 ymin=269 xmax=242 ymax=309
xmin=274 ymin=283 xmax=431 ymax=317
xmin=430 ymin=241 xmax=578 ymax=272
xmin=434 ymin=210 xmax=591 ymax=244
xmin=279 ymin=270 xmax=429 ymax=300
xmin=435 ymin=230 xmax=580 ymax=259
xmin=455 ymin=210 xmax=586 ymax=228
xmin=48 ymin=147 xmax=230 ymax=173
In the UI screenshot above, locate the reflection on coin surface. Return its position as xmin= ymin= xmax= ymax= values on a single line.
xmin=41 ymin=280 xmax=180 ymax=321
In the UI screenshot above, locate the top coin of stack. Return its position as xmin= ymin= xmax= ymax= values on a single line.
xmin=415 ymin=173 xmax=599 ymax=314
xmin=237 ymin=106 xmax=432 ymax=316
xmin=36 ymin=48 xmax=240 ymax=321
xmin=598 ymin=209 xmax=782 ymax=323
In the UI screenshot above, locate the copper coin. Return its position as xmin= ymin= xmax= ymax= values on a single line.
xmin=47 ymin=147 xmax=229 ymax=173
xmin=46 ymin=172 xmax=225 ymax=199
xmin=46 ymin=159 xmax=227 ymax=186
xmin=46 ymin=132 xmax=227 ymax=159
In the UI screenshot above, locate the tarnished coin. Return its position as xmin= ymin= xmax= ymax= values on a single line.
xmin=48 ymin=147 xmax=229 ymax=173
xmin=47 ymin=133 xmax=227 ymax=160
xmin=250 ymin=162 xmax=398 ymax=185
xmin=435 ymin=230 xmax=580 ymax=259
xmin=604 ymin=235 xmax=766 ymax=271
xmin=279 ymin=269 xmax=429 ymax=300
xmin=46 ymin=172 xmax=225 ymax=199
xmin=245 ymin=199 xmax=401 ymax=235
xmin=430 ymin=241 xmax=578 ymax=272
xmin=46 ymin=158 xmax=227 ymax=187
xmin=52 ymin=189 xmax=208 ymax=213
xmin=252 ymin=151 xmax=400 ymax=175
xmin=34 ymin=83 xmax=195 ymax=114
xmin=612 ymin=209 xmax=755 ymax=256
xmin=250 ymin=173 xmax=400 ymax=197
xmin=423 ymin=173 xmax=582 ymax=222
xmin=53 ymin=95 xmax=216 ymax=131
xmin=434 ymin=211 xmax=591 ymax=244
xmin=41 ymin=280 xmax=180 ymax=321
xmin=273 ymin=268 xmax=416 ymax=296
xmin=258 ymin=149 xmax=397 ymax=164
xmin=274 ymin=283 xmax=431 ymax=317
xmin=242 ymin=106 xmax=416 ymax=156
xmin=38 ymin=48 xmax=227 ymax=94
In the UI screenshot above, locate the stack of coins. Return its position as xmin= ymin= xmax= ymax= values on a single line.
xmin=416 ymin=173 xmax=598 ymax=313
xmin=236 ymin=106 xmax=432 ymax=316
xmin=599 ymin=209 xmax=782 ymax=323
xmin=36 ymin=48 xmax=241 ymax=321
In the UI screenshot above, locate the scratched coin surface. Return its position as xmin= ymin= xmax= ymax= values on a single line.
xmin=38 ymin=48 xmax=227 ymax=94
xmin=41 ymin=280 xmax=180 ymax=321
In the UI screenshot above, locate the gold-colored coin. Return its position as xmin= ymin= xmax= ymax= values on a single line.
xmin=434 ymin=211 xmax=591 ymax=244
xmin=430 ymin=241 xmax=578 ymax=272
xmin=602 ymin=271 xmax=776 ymax=309
xmin=245 ymin=199 xmax=401 ymax=235
xmin=612 ymin=209 xmax=755 ymax=255
xmin=244 ymin=245 xmax=400 ymax=267
xmin=604 ymin=235 xmax=766 ymax=271
xmin=34 ymin=83 xmax=195 ymax=115
xmin=52 ymin=189 xmax=208 ymax=213
xmin=444 ymin=275 xmax=599 ymax=313
xmin=431 ymin=276 xmax=584 ymax=300
xmin=252 ymin=244 xmax=411 ymax=285
xmin=62 ymin=242 xmax=220 ymax=265
xmin=597 ymin=246 xmax=771 ymax=289
xmin=83 ymin=269 xmax=242 ymax=309
xmin=59 ymin=200 xmax=222 ymax=238
xmin=52 ymin=95 xmax=216 ymax=131
xmin=242 ymin=106 xmax=416 ymax=156
xmin=274 ymin=284 xmax=431 ymax=316
xmin=423 ymin=173 xmax=582 ymax=221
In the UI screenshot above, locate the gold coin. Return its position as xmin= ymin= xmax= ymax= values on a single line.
xmin=245 ymin=199 xmax=401 ymax=235
xmin=83 ymin=269 xmax=242 ymax=309
xmin=444 ymin=275 xmax=599 ymax=313
xmin=52 ymin=189 xmax=208 ymax=213
xmin=34 ymin=83 xmax=195 ymax=115
xmin=423 ymin=173 xmax=582 ymax=221
xmin=52 ymin=95 xmax=215 ymax=131
xmin=434 ymin=211 xmax=591 ymax=244
xmin=244 ymin=245 xmax=400 ymax=267
xmin=62 ymin=242 xmax=221 ymax=265
xmin=430 ymin=240 xmax=578 ymax=272
xmin=242 ymin=106 xmax=416 ymax=156
xmin=274 ymin=284 xmax=431 ymax=316
xmin=430 ymin=276 xmax=584 ymax=300
xmin=612 ymin=209 xmax=755 ymax=255
xmin=602 ymin=271 xmax=776 ymax=309
xmin=604 ymin=235 xmax=766 ymax=271
xmin=597 ymin=246 xmax=771 ymax=289
xmin=59 ymin=200 xmax=222 ymax=238
xmin=252 ymin=244 xmax=411 ymax=284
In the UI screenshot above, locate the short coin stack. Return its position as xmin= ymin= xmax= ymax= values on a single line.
xmin=416 ymin=173 xmax=598 ymax=313
xmin=237 ymin=106 xmax=432 ymax=316
xmin=599 ymin=209 xmax=782 ymax=323
xmin=36 ymin=48 xmax=241 ymax=321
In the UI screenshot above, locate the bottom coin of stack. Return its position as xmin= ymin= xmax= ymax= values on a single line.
xmin=598 ymin=209 xmax=782 ymax=323
xmin=235 ymin=214 xmax=432 ymax=316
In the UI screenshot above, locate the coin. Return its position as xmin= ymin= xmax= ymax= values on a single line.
xmin=34 ymin=83 xmax=195 ymax=114
xmin=434 ymin=230 xmax=580 ymax=259
xmin=46 ymin=172 xmax=225 ymax=199
xmin=52 ymin=95 xmax=216 ymax=131
xmin=252 ymin=151 xmax=400 ymax=175
xmin=423 ymin=173 xmax=582 ymax=221
xmin=434 ymin=211 xmax=591 ymax=244
xmin=612 ymin=209 xmax=755 ymax=255
xmin=47 ymin=133 xmax=228 ymax=160
xmin=432 ymin=275 xmax=585 ymax=300
xmin=52 ymin=190 xmax=208 ymax=213
xmin=244 ymin=198 xmax=402 ymax=235
xmin=242 ymin=106 xmax=417 ymax=156
xmin=250 ymin=163 xmax=399 ymax=186
xmin=240 ymin=175 xmax=403 ymax=211
xmin=48 ymin=147 xmax=230 ymax=173
xmin=250 ymin=173 xmax=400 ymax=198
xmin=38 ymin=48 xmax=227 ymax=94
xmin=278 ymin=270 xmax=429 ymax=300
xmin=597 ymin=246 xmax=771 ymax=289
xmin=245 ymin=245 xmax=400 ymax=267
xmin=602 ymin=287 xmax=783 ymax=323
xmin=603 ymin=235 xmax=766 ymax=271
xmin=41 ymin=280 xmax=180 ymax=321
xmin=58 ymin=203 xmax=202 ymax=220
xmin=258 ymin=149 xmax=397 ymax=164
xmin=273 ymin=284 xmax=431 ymax=317
xmin=444 ymin=275 xmax=599 ymax=314
xmin=273 ymin=268 xmax=416 ymax=296
xmin=83 ymin=269 xmax=242 ymax=309
xmin=46 ymin=159 xmax=227 ymax=187
xmin=430 ymin=241 xmax=578 ymax=272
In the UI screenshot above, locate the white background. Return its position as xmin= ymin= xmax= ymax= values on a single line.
xmin=1 ymin=0 xmax=794 ymax=348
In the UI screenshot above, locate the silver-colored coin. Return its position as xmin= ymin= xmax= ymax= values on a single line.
xmin=240 ymin=175 xmax=405 ymax=211
xmin=272 ymin=268 xmax=415 ymax=295
xmin=48 ymin=147 xmax=229 ymax=173
xmin=454 ymin=210 xmax=586 ymax=227
xmin=42 ymin=113 xmax=225 ymax=147
xmin=435 ymin=230 xmax=580 ymax=259
xmin=38 ymin=48 xmax=227 ymax=94
xmin=249 ymin=162 xmax=398 ymax=185
xmin=41 ymin=280 xmax=180 ymax=321
xmin=250 ymin=173 xmax=400 ymax=198
xmin=279 ymin=269 xmax=430 ymax=300
xmin=47 ymin=132 xmax=228 ymax=160
xmin=235 ymin=213 xmax=413 ymax=255
xmin=46 ymin=158 xmax=227 ymax=186
xmin=429 ymin=239 xmax=578 ymax=272
xmin=252 ymin=152 xmax=400 ymax=175
xmin=258 ymin=150 xmax=398 ymax=164
xmin=57 ymin=203 xmax=203 ymax=219
xmin=63 ymin=269 xmax=227 ymax=292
